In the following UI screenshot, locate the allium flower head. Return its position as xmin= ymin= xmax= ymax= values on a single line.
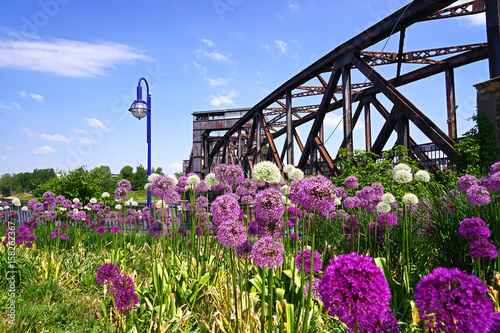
xmin=393 ymin=163 xmax=411 ymax=172
xmin=381 ymin=193 xmax=396 ymax=204
xmin=458 ymin=174 xmax=479 ymax=192
xmin=114 ymin=290 xmax=139 ymax=312
xmin=393 ymin=170 xmax=413 ymax=183
xmin=110 ymin=274 xmax=135 ymax=296
xmin=210 ymin=194 xmax=241 ymax=225
xmin=487 ymin=173 xmax=500 ymax=191
xmin=195 ymin=196 xmax=209 ymax=208
xmin=96 ymin=226 xmax=107 ymax=235
xmin=283 ymin=164 xmax=295 ymax=174
xmin=376 ymin=201 xmax=391 ymax=213
xmin=414 ymin=170 xmax=431 ymax=182
xmin=117 ymin=179 xmax=132 ymax=191
xmin=459 ymin=217 xmax=491 ymax=240
xmin=217 ymin=220 xmax=247 ymax=248
xmin=252 ymin=237 xmax=284 ymax=269
xmin=415 ymin=267 xmax=494 ymax=333
xmin=149 ymin=221 xmax=164 ymax=238
xmin=166 ymin=174 xmax=178 ymax=186
xmin=236 ymin=178 xmax=257 ymax=196
xmin=378 ymin=213 xmax=398 ymax=227
xmin=343 ymin=196 xmax=359 ymax=209
xmin=304 ymin=278 xmax=321 ymax=299
xmin=292 ymin=175 xmax=336 ymax=214
xmin=204 ymin=173 xmax=219 ymax=189
xmin=163 ymin=190 xmax=180 ymax=205
xmin=254 ymin=189 xmax=286 ymax=221
xmin=469 ymin=238 xmax=498 ymax=260
xmin=151 ymin=175 xmax=176 ymax=197
xmin=102 ymin=192 xmax=110 ymax=198
xmin=490 ymin=161 xmax=500 ymax=175
xmin=402 ymin=193 xmax=418 ymax=205
xmin=344 ymin=176 xmax=359 ymax=189
xmin=96 ymin=263 xmax=120 ymax=285
xmin=288 ymin=168 xmax=304 ymax=181
xmin=466 ymin=185 xmax=491 ymax=205
xmin=216 ymin=164 xmax=245 ymax=185
xmin=187 ymin=174 xmax=201 ymax=187
xmin=280 ymin=184 xmax=290 ymax=196
xmin=319 ymin=253 xmax=395 ymax=332
xmin=114 ymin=187 xmax=128 ymax=201
xmin=111 ymin=225 xmax=121 ymax=234
xmin=236 ymin=240 xmax=253 ymax=259
xmin=43 ymin=191 xmax=55 ymax=203
xmin=296 ymin=249 xmax=322 ymax=274
xmin=252 ymin=161 xmax=282 ymax=184
xmin=148 ymin=173 xmax=160 ymax=182
xmin=12 ymin=198 xmax=21 ymax=207
xmin=196 ymin=181 xmax=209 ymax=192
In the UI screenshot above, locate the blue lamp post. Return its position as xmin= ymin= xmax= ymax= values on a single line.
xmin=128 ymin=77 xmax=152 ymax=207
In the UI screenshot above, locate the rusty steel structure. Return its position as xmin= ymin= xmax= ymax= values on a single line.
xmin=185 ymin=0 xmax=500 ymax=178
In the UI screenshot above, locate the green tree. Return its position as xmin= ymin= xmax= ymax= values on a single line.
xmin=0 ymin=173 xmax=15 ymax=197
xmin=16 ymin=172 xmax=33 ymax=193
xmin=174 ymin=172 xmax=184 ymax=178
xmin=153 ymin=167 xmax=164 ymax=175
xmin=133 ymin=165 xmax=148 ymax=190
xmin=92 ymin=165 xmax=117 ymax=193
xmin=119 ymin=165 xmax=134 ymax=180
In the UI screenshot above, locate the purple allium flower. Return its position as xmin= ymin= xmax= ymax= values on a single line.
xmin=177 ymin=226 xmax=187 ymax=237
xmin=151 ymin=175 xmax=176 ymax=197
xmin=117 ymin=179 xmax=132 ymax=191
xmin=114 ymin=290 xmax=139 ymax=312
xmin=210 ymin=194 xmax=241 ymax=225
xmin=195 ymin=196 xmax=209 ymax=208
xmin=96 ymin=263 xmax=120 ymax=285
xmin=370 ymin=182 xmax=384 ymax=197
xmin=304 ymin=278 xmax=321 ymax=299
xmin=360 ymin=186 xmax=377 ymax=201
xmin=296 ymin=249 xmax=322 ymax=274
xmin=114 ymin=187 xmax=128 ymax=201
xmin=458 ymin=174 xmax=479 ymax=192
xmin=217 ymin=220 xmax=247 ymax=248
xmin=236 ymin=179 xmax=258 ymax=196
xmin=292 ymin=175 xmax=336 ymax=214
xmin=215 ymin=164 xmax=245 ymax=185
xmin=340 ymin=215 xmax=359 ymax=236
xmin=252 ymin=237 xmax=284 ymax=269
xmin=62 ymin=199 xmax=72 ymax=209
xmin=466 ymin=185 xmax=491 ymax=205
xmin=378 ymin=213 xmax=398 ymax=227
xmin=177 ymin=176 xmax=188 ymax=188
xmin=96 ymin=226 xmax=107 ymax=235
xmin=42 ymin=191 xmax=55 ymax=203
xmin=253 ymin=189 xmax=286 ymax=221
xmin=335 ymin=186 xmax=347 ymax=198
xmin=60 ymin=233 xmax=68 ymax=240
xmin=54 ymin=195 xmax=65 ymax=204
xmin=491 ymin=311 xmax=500 ymax=332
xmin=491 ymin=161 xmax=500 ymax=175
xmin=290 ymin=232 xmax=299 ymax=241
xmin=196 ymin=181 xmax=209 ymax=192
xmin=149 ymin=221 xmax=164 ymax=238
xmin=110 ymin=274 xmax=135 ymax=296
xmin=320 ymin=253 xmax=395 ymax=332
xmin=163 ymin=190 xmax=180 ymax=205
xmin=469 ymin=238 xmax=498 ymax=260
xmin=111 ymin=225 xmax=121 ymax=234
xmin=236 ymin=240 xmax=253 ymax=259
xmin=459 ymin=216 xmax=491 ymax=240
xmin=343 ymin=196 xmax=359 ymax=209
xmin=344 ymin=176 xmax=359 ymax=189
xmin=489 ymin=172 xmax=500 ymax=191
xmin=240 ymin=195 xmax=254 ymax=205
xmin=247 ymin=220 xmax=259 ymax=236
xmin=415 ymin=267 xmax=494 ymax=333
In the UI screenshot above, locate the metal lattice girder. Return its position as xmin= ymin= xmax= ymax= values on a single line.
xmin=421 ymin=0 xmax=485 ymax=21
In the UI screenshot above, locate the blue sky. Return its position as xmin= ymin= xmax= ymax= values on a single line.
xmin=0 ymin=0 xmax=489 ymax=176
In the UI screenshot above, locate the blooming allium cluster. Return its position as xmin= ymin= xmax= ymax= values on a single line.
xmin=252 ymin=161 xmax=282 ymax=184
xmin=96 ymin=263 xmax=120 ymax=285
xmin=459 ymin=216 xmax=498 ymax=260
xmin=393 ymin=163 xmax=413 ymax=184
xmin=215 ymin=164 xmax=245 ymax=185
xmin=344 ymin=176 xmax=359 ymax=189
xmin=149 ymin=221 xmax=164 ymax=238
xmin=296 ymin=249 xmax=322 ymax=274
xmin=288 ymin=168 xmax=304 ymax=181
xmin=236 ymin=178 xmax=258 ymax=196
xmin=469 ymin=238 xmax=498 ymax=260
xmin=195 ymin=196 xmax=209 ymax=208
xmin=109 ymin=274 xmax=139 ymax=312
xmin=217 ymin=220 xmax=247 ymax=248
xmin=253 ymin=189 xmax=286 ymax=221
xmin=196 ymin=181 xmax=209 ymax=192
xmin=414 ymin=170 xmax=431 ymax=182
xmin=114 ymin=186 xmax=128 ymax=201
xmin=458 ymin=174 xmax=479 ymax=192
xmin=378 ymin=213 xmax=398 ymax=227
xmin=117 ymin=179 xmax=132 ymax=191
xmin=150 ymin=175 xmax=176 ymax=198
xmin=304 ymin=278 xmax=321 ymax=299
xmin=319 ymin=253 xmax=398 ymax=332
xmin=415 ymin=267 xmax=494 ymax=332
xmin=290 ymin=176 xmax=336 ymax=214
xmin=236 ymin=240 xmax=253 ymax=259
xmin=402 ymin=193 xmax=419 ymax=205
xmin=252 ymin=237 xmax=284 ymax=269
xmin=466 ymin=184 xmax=491 ymax=205
xmin=210 ymin=194 xmax=241 ymax=225
xmin=204 ymin=173 xmax=219 ymax=190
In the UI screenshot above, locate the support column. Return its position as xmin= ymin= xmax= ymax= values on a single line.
xmin=286 ymin=90 xmax=294 ymax=165
xmin=342 ymin=65 xmax=353 ymax=152
xmin=237 ymin=128 xmax=242 ymax=161
xmin=364 ymin=102 xmax=372 ymax=151
xmin=255 ymin=112 xmax=262 ymax=164
xmin=396 ymin=115 xmax=410 ymax=150
xmin=486 ymin=0 xmax=500 ymax=78
xmin=446 ymin=68 xmax=458 ymax=139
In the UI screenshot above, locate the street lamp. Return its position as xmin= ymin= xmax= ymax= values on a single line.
xmin=129 ymin=77 xmax=152 ymax=207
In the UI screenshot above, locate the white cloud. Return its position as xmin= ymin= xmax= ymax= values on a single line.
xmin=164 ymin=162 xmax=183 ymax=174
xmin=76 ymin=137 xmax=93 ymax=144
xmin=201 ymin=39 xmax=214 ymax=47
xmin=210 ymin=90 xmax=238 ymax=107
xmin=12 ymin=103 xmax=21 ymax=110
xmin=83 ymin=118 xmax=110 ymax=132
xmin=30 ymin=93 xmax=44 ymax=102
xmin=0 ymin=102 xmax=12 ymax=109
xmin=5 ymin=145 xmax=12 ymax=151
xmin=261 ymin=44 xmax=272 ymax=53
xmin=205 ymin=77 xmax=230 ymax=86
xmin=275 ymin=40 xmax=288 ymax=53
xmin=18 ymin=90 xmax=44 ymax=102
xmin=452 ymin=1 xmax=486 ymax=26
xmin=0 ymin=155 xmax=6 ymax=160
xmin=324 ymin=113 xmax=364 ymax=131
xmin=72 ymin=128 xmax=85 ymax=134
xmin=18 ymin=91 xmax=27 ymax=99
xmin=288 ymin=1 xmax=299 ymax=11
xmin=33 ymin=146 xmax=56 ymax=154
xmin=204 ymin=50 xmax=229 ymax=62
xmin=193 ymin=62 xmax=207 ymax=75
xmin=0 ymin=37 xmax=151 ymax=77
xmin=23 ymin=127 xmax=71 ymax=142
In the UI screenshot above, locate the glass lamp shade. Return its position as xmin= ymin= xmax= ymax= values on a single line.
xmin=129 ymin=100 xmax=149 ymax=119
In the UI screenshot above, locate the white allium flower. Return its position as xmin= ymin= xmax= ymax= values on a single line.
xmin=402 ymin=193 xmax=419 ymax=205
xmin=283 ymin=164 xmax=296 ymax=174
xmin=21 ymin=206 xmax=29 ymax=212
xmin=84 ymin=206 xmax=91 ymax=211
xmin=335 ymin=197 xmax=342 ymax=206
xmin=393 ymin=170 xmax=413 ymax=184
xmin=204 ymin=173 xmax=219 ymax=188
xmin=124 ymin=199 xmax=132 ymax=206
xmin=280 ymin=184 xmax=290 ymax=196
xmin=166 ymin=174 xmax=178 ymax=186
xmin=288 ymin=168 xmax=304 ymax=181
xmin=144 ymin=183 xmax=152 ymax=191
xmin=156 ymin=200 xmax=168 ymax=209
xmin=393 ymin=163 xmax=411 ymax=173
xmin=73 ymin=208 xmax=79 ymax=214
xmin=3 ymin=206 xmax=9 ymax=210
xmin=59 ymin=207 xmax=67 ymax=212
xmin=89 ymin=198 xmax=97 ymax=204
xmin=148 ymin=173 xmax=160 ymax=182
xmin=73 ymin=198 xmax=80 ymax=203
xmin=282 ymin=196 xmax=294 ymax=207
xmin=101 ymin=192 xmax=110 ymax=198
xmin=12 ymin=198 xmax=21 ymax=207
xmin=381 ymin=193 xmax=396 ymax=204
xmin=115 ymin=204 xmax=122 ymax=210
xmin=187 ymin=175 xmax=201 ymax=187
xmin=185 ymin=184 xmax=195 ymax=191
xmin=414 ymin=170 xmax=430 ymax=183
xmin=252 ymin=161 xmax=282 ymax=184
xmin=0 ymin=207 xmax=3 ymax=212
xmin=132 ymin=201 xmax=138 ymax=206
xmin=376 ymin=201 xmax=391 ymax=213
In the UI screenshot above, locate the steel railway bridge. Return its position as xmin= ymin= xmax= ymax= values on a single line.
xmin=185 ymin=0 xmax=500 ymax=178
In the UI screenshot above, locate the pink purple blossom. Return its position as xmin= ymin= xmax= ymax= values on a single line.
xmin=210 ymin=194 xmax=241 ymax=225
xmin=459 ymin=217 xmax=490 ymax=240
xmin=296 ymin=249 xmax=322 ymax=274
xmin=252 ymin=237 xmax=284 ymax=269
xmin=466 ymin=185 xmax=491 ymax=205
xmin=253 ymin=189 xmax=286 ymax=221
xmin=458 ymin=174 xmax=479 ymax=192
xmin=96 ymin=263 xmax=120 ymax=285
xmin=217 ymin=220 xmax=247 ymax=248
xmin=469 ymin=238 xmax=498 ymax=260
xmin=344 ymin=176 xmax=359 ymax=189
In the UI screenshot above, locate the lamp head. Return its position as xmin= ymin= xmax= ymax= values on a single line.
xmin=129 ymin=100 xmax=149 ymax=119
